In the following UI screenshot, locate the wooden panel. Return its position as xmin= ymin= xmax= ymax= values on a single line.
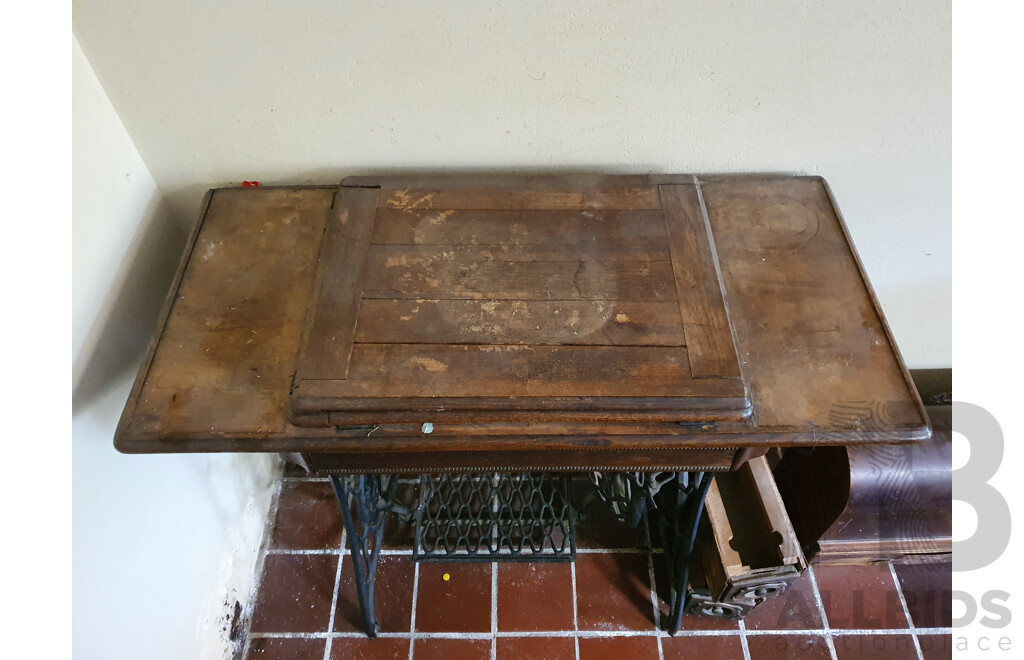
xmin=701 ymin=177 xmax=928 ymax=433
xmin=355 ymin=299 xmax=685 ymax=346
xmin=361 ymin=245 xmax=677 ymax=301
xmin=371 ymin=208 xmax=667 ymax=247
xmin=689 ymin=456 xmax=806 ymax=618
xmin=297 ymin=344 xmax=739 ymax=399
xmin=293 ymin=175 xmax=748 ymax=423
xmin=294 ymin=186 xmax=379 ymax=380
xmin=660 ymin=185 xmax=742 ymax=378
xmin=120 ymin=187 xmax=334 ymax=438
xmin=346 ymin=173 xmax=696 ymax=189
xmin=774 ymin=405 xmax=952 ymax=564
xmin=113 ymin=176 xmax=930 ymax=460
xmin=377 ymin=175 xmax=671 ymax=211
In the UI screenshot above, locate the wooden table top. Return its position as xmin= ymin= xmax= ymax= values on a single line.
xmin=115 ymin=175 xmax=929 ymax=472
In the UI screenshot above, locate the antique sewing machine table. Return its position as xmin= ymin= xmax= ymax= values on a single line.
xmin=114 ymin=174 xmax=929 ymax=636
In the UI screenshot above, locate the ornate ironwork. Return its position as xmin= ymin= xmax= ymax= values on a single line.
xmin=413 ymin=473 xmax=576 ymax=561
xmin=329 ymin=474 xmax=399 ymax=637
xmin=590 ymin=471 xmax=676 ymax=528
xmin=685 ymin=591 xmax=751 ymax=619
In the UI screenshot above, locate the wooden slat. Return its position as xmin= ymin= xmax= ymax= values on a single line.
xmin=126 ymin=188 xmax=334 ymax=437
xmin=346 ymin=174 xmax=696 ymax=189
xmin=361 ymin=245 xmax=677 ymax=301
xmin=380 ymin=181 xmax=662 ymax=210
xmin=294 ymin=186 xmax=380 ymax=379
xmin=298 ymin=344 xmax=712 ymax=398
xmin=701 ymin=177 xmax=929 ymax=430
xmin=113 ymin=176 xmax=933 ymax=459
xmin=354 ymin=299 xmax=686 ymax=346
xmin=367 ymin=243 xmax=667 ymax=262
xmin=371 ymin=208 xmax=667 ymax=246
xmin=660 ymin=185 xmax=742 ymax=378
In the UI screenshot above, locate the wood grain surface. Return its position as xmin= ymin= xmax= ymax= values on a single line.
xmin=291 ymin=176 xmax=748 ymax=423
xmin=114 ymin=175 xmax=930 ymax=471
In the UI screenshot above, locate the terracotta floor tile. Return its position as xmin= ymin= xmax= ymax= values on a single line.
xmin=743 ymin=571 xmax=822 ymax=631
xmin=917 ymin=633 xmax=953 ymax=660
xmin=496 ymin=636 xmax=577 ymax=660
xmin=894 ymin=562 xmax=952 ymax=628
xmin=498 ymin=563 xmax=575 ymax=632
xmin=745 ymin=635 xmax=831 ymax=659
xmin=576 ymin=553 xmax=656 ymax=632
xmin=245 ymin=637 xmax=326 ymax=660
xmin=577 ymin=635 xmax=660 ymax=659
xmin=813 ymin=564 xmax=908 ymax=629
xmin=270 ymin=481 xmax=343 ymax=550
xmin=413 ymin=638 xmax=491 ymax=659
xmin=832 ymin=634 xmax=918 ymax=659
xmin=250 ymin=554 xmax=338 ymax=633
xmin=334 ymin=555 xmax=415 ymax=634
xmin=662 ymin=634 xmax=745 ymax=659
xmin=652 ymin=556 xmax=739 ymax=631
xmin=415 ymin=562 xmax=492 ymax=633
xmin=330 ymin=637 xmax=410 ymax=659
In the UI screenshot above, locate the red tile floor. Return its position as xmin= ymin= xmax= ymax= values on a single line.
xmin=238 ymin=471 xmax=952 ymax=660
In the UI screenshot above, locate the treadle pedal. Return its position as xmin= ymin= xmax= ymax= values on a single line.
xmin=412 ymin=473 xmax=577 ymax=562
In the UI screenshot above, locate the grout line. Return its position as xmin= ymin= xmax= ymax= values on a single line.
xmin=642 ymin=513 xmax=665 ymax=660
xmin=238 ymin=463 xmax=287 ymax=660
xmin=570 ymin=560 xmax=580 ymax=660
xmin=247 ymin=627 xmax=955 ymax=641
xmin=408 ymin=561 xmax=420 ymax=660
xmin=575 ymin=547 xmax=653 ymax=554
xmin=322 ymin=547 xmax=668 ymax=557
xmin=808 ymin=565 xmax=839 ymax=660
xmin=491 ymin=562 xmax=498 ymax=660
xmin=738 ymin=620 xmax=752 ymax=660
xmin=890 ymin=562 xmax=925 ymax=660
xmin=912 ymin=627 xmax=954 ymax=635
xmin=323 ymin=528 xmax=346 ymax=660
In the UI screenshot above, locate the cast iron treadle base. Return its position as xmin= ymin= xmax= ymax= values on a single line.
xmin=413 ymin=473 xmax=577 ymax=562
xmin=329 ymin=475 xmax=400 ymax=638
xmin=591 ymin=472 xmax=677 ymax=528
xmin=654 ymin=471 xmax=715 ymax=636
xmin=592 ymin=470 xmax=714 ymax=636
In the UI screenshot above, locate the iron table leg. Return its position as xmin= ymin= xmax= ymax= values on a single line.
xmin=329 ymin=474 xmax=398 ymax=637
xmin=654 ymin=471 xmax=714 ymax=635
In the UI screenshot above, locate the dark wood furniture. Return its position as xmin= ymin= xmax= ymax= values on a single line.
xmin=114 ymin=174 xmax=930 ymax=635
xmin=773 ymin=404 xmax=951 ymax=565
xmin=688 ymin=456 xmax=807 ymax=618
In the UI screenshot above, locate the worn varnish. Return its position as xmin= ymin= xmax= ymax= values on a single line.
xmin=292 ymin=175 xmax=749 ymax=422
xmin=115 ymin=175 xmax=930 ymax=473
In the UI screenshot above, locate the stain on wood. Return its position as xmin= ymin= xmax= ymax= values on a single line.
xmin=114 ymin=175 xmax=930 ymax=473
xmin=292 ymin=176 xmax=749 ymax=424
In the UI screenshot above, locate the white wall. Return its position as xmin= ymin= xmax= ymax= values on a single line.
xmin=72 ymin=35 xmax=277 ymax=660
xmin=73 ymin=0 xmax=950 ymax=367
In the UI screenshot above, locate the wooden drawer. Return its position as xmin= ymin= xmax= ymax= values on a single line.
xmin=688 ymin=456 xmax=807 ymax=618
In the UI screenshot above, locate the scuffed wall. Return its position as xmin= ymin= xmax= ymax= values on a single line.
xmin=72 ymin=35 xmax=277 ymax=660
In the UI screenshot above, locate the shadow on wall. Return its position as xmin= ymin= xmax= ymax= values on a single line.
xmin=73 ymin=189 xmax=188 ymax=417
